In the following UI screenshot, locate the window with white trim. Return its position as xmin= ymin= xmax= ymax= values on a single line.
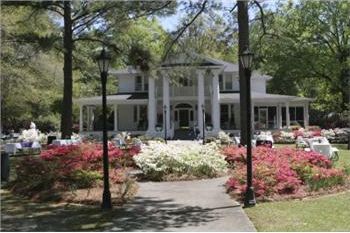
xmin=134 ymin=75 xmax=148 ymax=92
xmin=133 ymin=105 xmax=148 ymax=130
xmin=220 ymin=104 xmax=236 ymax=129
xmin=219 ymin=73 xmax=239 ymax=91
xmin=282 ymin=106 xmax=304 ymax=127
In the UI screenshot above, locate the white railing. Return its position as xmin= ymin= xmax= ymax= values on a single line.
xmin=155 ymin=85 xmax=212 ymax=97
xmin=170 ymin=86 xmax=197 ymax=97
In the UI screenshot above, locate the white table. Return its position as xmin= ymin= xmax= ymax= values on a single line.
xmin=52 ymin=139 xmax=80 ymax=146
xmin=4 ymin=143 xmax=22 ymax=155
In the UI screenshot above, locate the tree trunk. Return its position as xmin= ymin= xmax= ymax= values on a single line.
xmin=61 ymin=1 xmax=73 ymax=139
xmin=238 ymin=1 xmax=250 ymax=145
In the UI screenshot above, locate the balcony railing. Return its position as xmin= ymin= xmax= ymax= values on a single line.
xmin=155 ymin=86 xmax=211 ymax=97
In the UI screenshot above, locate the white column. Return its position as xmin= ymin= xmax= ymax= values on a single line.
xmin=212 ymin=71 xmax=220 ymax=132
xmin=163 ymin=74 xmax=170 ymax=136
xmin=79 ymin=105 xmax=83 ymax=132
xmin=114 ymin=104 xmax=118 ymax=131
xmin=304 ymin=102 xmax=309 ymax=128
xmin=86 ymin=106 xmax=90 ymax=131
xmin=286 ymin=102 xmax=290 ymax=128
xmin=147 ymin=77 xmax=156 ymax=133
xmin=197 ymin=70 xmax=205 ymax=137
xmin=277 ymin=104 xmax=282 ymax=129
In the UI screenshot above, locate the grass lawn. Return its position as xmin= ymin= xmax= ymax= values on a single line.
xmin=245 ymin=191 xmax=350 ymax=231
xmin=245 ymin=145 xmax=350 ymax=232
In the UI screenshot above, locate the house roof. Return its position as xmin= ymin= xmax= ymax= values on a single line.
xmin=109 ymin=54 xmax=272 ymax=81
xmin=75 ymin=93 xmax=148 ymax=105
xmin=75 ymin=91 xmax=313 ymax=106
xmin=220 ymin=92 xmax=313 ymax=103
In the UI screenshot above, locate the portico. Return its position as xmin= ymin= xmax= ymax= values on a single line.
xmin=75 ymin=54 xmax=313 ymax=139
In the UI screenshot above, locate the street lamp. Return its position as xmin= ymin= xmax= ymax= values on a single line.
xmin=240 ymin=46 xmax=256 ymax=207
xmin=202 ymin=104 xmax=205 ymax=145
xmin=163 ymin=105 xmax=167 ymax=143
xmin=96 ymin=47 xmax=112 ymax=210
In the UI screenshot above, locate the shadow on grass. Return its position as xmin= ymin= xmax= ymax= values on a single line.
xmin=1 ymin=189 xmax=234 ymax=231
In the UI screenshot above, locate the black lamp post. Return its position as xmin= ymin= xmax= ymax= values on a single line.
xmin=202 ymin=104 xmax=205 ymax=145
xmin=163 ymin=105 xmax=167 ymax=143
xmin=96 ymin=47 xmax=112 ymax=210
xmin=240 ymin=46 xmax=256 ymax=207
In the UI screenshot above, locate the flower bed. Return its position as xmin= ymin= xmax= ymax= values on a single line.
xmin=321 ymin=128 xmax=349 ymax=143
xmin=272 ymin=127 xmax=349 ymax=144
xmin=134 ymin=142 xmax=227 ymax=181
xmin=9 ymin=142 xmax=140 ymax=204
xmin=223 ymin=146 xmax=348 ymax=201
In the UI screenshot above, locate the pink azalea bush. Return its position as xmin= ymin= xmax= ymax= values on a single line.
xmin=223 ymin=146 xmax=346 ymax=200
xmin=11 ymin=142 xmax=140 ymax=199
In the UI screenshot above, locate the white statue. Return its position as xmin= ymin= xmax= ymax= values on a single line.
xmin=21 ymin=122 xmax=39 ymax=142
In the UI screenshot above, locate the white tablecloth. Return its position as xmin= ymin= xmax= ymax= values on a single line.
xmin=5 ymin=143 xmax=22 ymax=154
xmin=52 ymin=139 xmax=80 ymax=146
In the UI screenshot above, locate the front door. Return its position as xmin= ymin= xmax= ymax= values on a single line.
xmin=179 ymin=109 xmax=189 ymax=127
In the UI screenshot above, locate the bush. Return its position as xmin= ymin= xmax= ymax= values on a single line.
xmin=134 ymin=142 xmax=227 ymax=181
xmin=223 ymin=146 xmax=347 ymax=200
xmin=9 ymin=142 xmax=140 ymax=202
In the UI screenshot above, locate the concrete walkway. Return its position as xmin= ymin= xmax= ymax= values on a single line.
xmin=1 ymin=177 xmax=256 ymax=231
xmin=109 ymin=177 xmax=256 ymax=232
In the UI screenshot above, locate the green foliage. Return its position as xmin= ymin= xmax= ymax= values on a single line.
xmin=1 ymin=7 xmax=62 ymax=132
xmin=251 ymin=1 xmax=350 ymax=114
xmin=71 ymin=170 xmax=103 ymax=189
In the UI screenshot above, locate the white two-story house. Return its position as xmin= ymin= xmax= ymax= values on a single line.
xmin=76 ymin=54 xmax=312 ymax=139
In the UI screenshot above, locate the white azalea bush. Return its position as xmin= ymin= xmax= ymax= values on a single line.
xmin=134 ymin=142 xmax=228 ymax=181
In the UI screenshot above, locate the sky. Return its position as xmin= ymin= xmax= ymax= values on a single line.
xmin=157 ymin=0 xmax=238 ymax=32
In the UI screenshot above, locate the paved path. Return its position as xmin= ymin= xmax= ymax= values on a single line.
xmin=1 ymin=177 xmax=256 ymax=231
xmin=109 ymin=177 xmax=256 ymax=232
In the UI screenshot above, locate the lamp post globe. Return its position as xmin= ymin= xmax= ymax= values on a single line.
xmin=239 ymin=46 xmax=256 ymax=207
xmin=96 ymin=47 xmax=112 ymax=210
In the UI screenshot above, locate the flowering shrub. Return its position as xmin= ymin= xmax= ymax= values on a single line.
xmin=223 ymin=146 xmax=347 ymax=200
xmin=217 ymin=131 xmax=232 ymax=144
xmin=10 ymin=142 xmax=140 ymax=202
xmin=134 ymin=142 xmax=227 ymax=181
xmin=321 ymin=128 xmax=349 ymax=143
xmin=273 ymin=128 xmax=326 ymax=144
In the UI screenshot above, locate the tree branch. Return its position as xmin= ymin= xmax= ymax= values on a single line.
xmin=253 ymin=0 xmax=279 ymax=42
xmin=162 ymin=0 xmax=208 ymax=61
xmin=72 ymin=37 xmax=121 ymax=54
xmin=230 ymin=3 xmax=238 ymax=13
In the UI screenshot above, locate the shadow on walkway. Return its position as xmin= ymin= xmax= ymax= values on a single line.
xmin=1 ymin=190 xmax=239 ymax=231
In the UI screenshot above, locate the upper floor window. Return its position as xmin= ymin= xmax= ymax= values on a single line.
xmin=219 ymin=73 xmax=237 ymax=91
xmin=179 ymin=77 xmax=193 ymax=87
xmin=134 ymin=75 xmax=148 ymax=92
xmin=219 ymin=74 xmax=223 ymax=90
xmin=135 ymin=76 xmax=142 ymax=91
xmin=225 ymin=74 xmax=233 ymax=90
